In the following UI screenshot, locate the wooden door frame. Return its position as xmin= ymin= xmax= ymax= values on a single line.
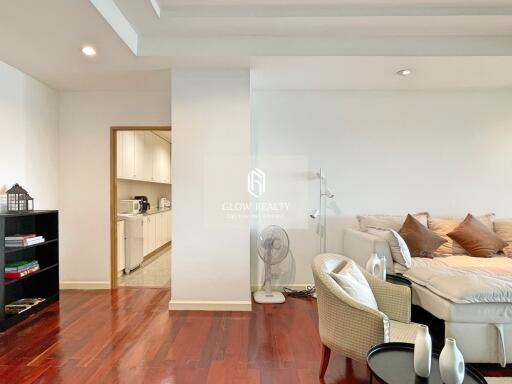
xmin=110 ymin=126 xmax=172 ymax=289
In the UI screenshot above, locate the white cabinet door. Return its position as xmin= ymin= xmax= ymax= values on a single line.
xmin=142 ymin=216 xmax=150 ymax=256
xmin=133 ymin=131 xmax=145 ymax=180
xmin=152 ymin=138 xmax=163 ymax=182
xmin=116 ymin=131 xmax=124 ymax=178
xmin=148 ymin=215 xmax=156 ymax=253
xmin=121 ymin=131 xmax=135 ymax=179
xmin=155 ymin=212 xmax=164 ymax=248
xmin=163 ymin=141 xmax=171 ymax=184
xmin=117 ymin=220 xmax=125 ymax=273
xmin=163 ymin=211 xmax=171 ymax=243
xmin=144 ymin=132 xmax=155 ymax=182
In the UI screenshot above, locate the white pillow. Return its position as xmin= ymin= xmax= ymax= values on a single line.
xmin=367 ymin=227 xmax=412 ymax=268
xmin=329 ymin=261 xmax=379 ymax=310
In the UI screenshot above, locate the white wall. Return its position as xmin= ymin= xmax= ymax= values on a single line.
xmin=170 ymin=70 xmax=251 ymax=310
xmin=0 ymin=61 xmax=58 ymax=210
xmin=58 ymin=91 xmax=170 ymax=286
xmin=252 ymin=89 xmax=512 ymax=286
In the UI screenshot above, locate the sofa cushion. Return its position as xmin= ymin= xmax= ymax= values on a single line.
xmin=494 ymin=219 xmax=512 ymax=257
xmin=447 ymin=214 xmax=508 ymax=258
xmin=399 ymin=214 xmax=447 ymax=258
xmin=329 ymin=260 xmax=378 ymax=310
xmin=357 ymin=212 xmax=429 ymax=232
xmin=428 ymin=213 xmax=495 ymax=256
xmin=367 ymin=227 xmax=412 ymax=268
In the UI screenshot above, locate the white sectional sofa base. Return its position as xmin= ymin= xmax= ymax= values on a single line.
xmin=343 ymin=228 xmax=512 ymax=366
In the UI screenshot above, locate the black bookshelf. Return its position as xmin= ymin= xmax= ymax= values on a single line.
xmin=0 ymin=210 xmax=59 ymax=331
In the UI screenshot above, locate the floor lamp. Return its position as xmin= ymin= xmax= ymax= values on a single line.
xmin=309 ymin=168 xmax=335 ymax=253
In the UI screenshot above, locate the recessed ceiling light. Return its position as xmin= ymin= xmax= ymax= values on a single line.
xmin=396 ymin=69 xmax=412 ymax=76
xmin=81 ymin=46 xmax=96 ymax=57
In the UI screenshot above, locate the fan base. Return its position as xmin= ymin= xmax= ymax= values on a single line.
xmin=253 ymin=290 xmax=285 ymax=304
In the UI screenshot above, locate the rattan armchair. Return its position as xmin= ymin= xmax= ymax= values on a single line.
xmin=312 ymin=253 xmax=419 ymax=377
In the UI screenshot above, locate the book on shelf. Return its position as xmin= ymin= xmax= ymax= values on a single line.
xmin=5 ymin=298 xmax=45 ymax=315
xmin=4 ymin=264 xmax=40 ymax=279
xmin=5 ymin=234 xmax=37 ymax=241
xmin=5 ymin=235 xmax=45 ymax=247
xmin=5 ymin=260 xmax=39 ymax=272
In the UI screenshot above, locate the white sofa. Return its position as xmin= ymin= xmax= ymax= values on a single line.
xmin=343 ymin=227 xmax=512 ymax=367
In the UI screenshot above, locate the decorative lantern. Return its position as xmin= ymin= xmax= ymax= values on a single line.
xmin=6 ymin=184 xmax=34 ymax=212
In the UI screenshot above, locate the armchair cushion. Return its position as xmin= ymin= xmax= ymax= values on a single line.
xmin=329 ymin=260 xmax=378 ymax=310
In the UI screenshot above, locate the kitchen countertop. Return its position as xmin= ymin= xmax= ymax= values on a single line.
xmin=117 ymin=208 xmax=170 ymax=220
xmin=142 ymin=208 xmax=171 ymax=216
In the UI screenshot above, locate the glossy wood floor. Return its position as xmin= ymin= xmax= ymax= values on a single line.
xmin=0 ymin=289 xmax=510 ymax=384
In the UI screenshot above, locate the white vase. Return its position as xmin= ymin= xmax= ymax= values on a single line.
xmin=439 ymin=338 xmax=465 ymax=384
xmin=414 ymin=325 xmax=432 ymax=378
xmin=378 ymin=255 xmax=387 ymax=280
xmin=365 ymin=253 xmax=383 ymax=278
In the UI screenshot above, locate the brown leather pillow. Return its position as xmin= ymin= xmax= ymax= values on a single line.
xmin=399 ymin=214 xmax=447 ymax=258
xmin=447 ymin=214 xmax=508 ymax=257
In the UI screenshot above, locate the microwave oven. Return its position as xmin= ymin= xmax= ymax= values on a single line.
xmin=119 ymin=199 xmax=141 ymax=215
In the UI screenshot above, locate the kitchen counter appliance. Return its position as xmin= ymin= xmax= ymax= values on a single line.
xmin=119 ymin=199 xmax=141 ymax=215
xmin=134 ymin=196 xmax=150 ymax=213
xmin=159 ymin=197 xmax=171 ymax=209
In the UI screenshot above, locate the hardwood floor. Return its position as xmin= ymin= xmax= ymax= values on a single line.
xmin=0 ymin=289 xmax=509 ymax=383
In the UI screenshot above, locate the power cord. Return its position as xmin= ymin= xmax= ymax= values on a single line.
xmin=283 ymin=285 xmax=316 ymax=298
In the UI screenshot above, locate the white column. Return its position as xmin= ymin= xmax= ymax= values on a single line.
xmin=170 ymin=70 xmax=251 ymax=311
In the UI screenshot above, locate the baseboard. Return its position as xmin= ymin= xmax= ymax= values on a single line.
xmin=169 ymin=300 xmax=252 ymax=311
xmin=60 ymin=281 xmax=111 ymax=290
xmin=251 ymin=283 xmax=314 ymax=293
xmin=143 ymin=241 xmax=171 ymax=263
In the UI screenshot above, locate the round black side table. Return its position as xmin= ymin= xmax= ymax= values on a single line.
xmin=367 ymin=342 xmax=487 ymax=384
xmin=386 ymin=273 xmax=412 ymax=288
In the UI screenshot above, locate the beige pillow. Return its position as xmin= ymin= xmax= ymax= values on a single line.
xmin=367 ymin=227 xmax=412 ymax=268
xmin=447 ymin=214 xmax=507 ymax=258
xmin=494 ymin=219 xmax=512 ymax=257
xmin=358 ymin=212 xmax=429 ymax=232
xmin=428 ymin=213 xmax=495 ymax=255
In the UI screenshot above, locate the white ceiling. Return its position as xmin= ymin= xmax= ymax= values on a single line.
xmin=107 ymin=0 xmax=512 ymax=57
xmin=0 ymin=0 xmax=175 ymax=91
xmin=1 ymin=0 xmax=512 ymax=90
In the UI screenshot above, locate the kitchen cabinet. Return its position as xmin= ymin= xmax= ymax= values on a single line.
xmin=117 ymin=130 xmax=135 ymax=179
xmin=144 ymin=132 xmax=156 ymax=181
xmin=122 ymin=131 xmax=135 ymax=178
xmin=133 ymin=131 xmax=145 ymax=179
xmin=117 ymin=220 xmax=125 ymax=275
xmin=117 ymin=131 xmax=171 ymax=184
xmin=155 ymin=212 xmax=164 ymax=248
xmin=140 ymin=211 xmax=172 ymax=257
xmin=143 ymin=215 xmax=156 ymax=255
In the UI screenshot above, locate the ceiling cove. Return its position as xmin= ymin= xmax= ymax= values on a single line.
xmin=92 ymin=0 xmax=512 ymax=57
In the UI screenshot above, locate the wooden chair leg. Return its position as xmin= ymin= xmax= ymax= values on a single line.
xmin=319 ymin=344 xmax=331 ymax=378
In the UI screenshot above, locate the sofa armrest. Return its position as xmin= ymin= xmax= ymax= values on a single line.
xmin=366 ymin=273 xmax=411 ymax=323
xmin=342 ymin=228 xmax=393 ymax=270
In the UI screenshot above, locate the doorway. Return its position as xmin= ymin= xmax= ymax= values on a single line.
xmin=110 ymin=126 xmax=172 ymax=289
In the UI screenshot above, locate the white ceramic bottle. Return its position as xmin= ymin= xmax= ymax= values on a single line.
xmin=414 ymin=325 xmax=432 ymax=378
xmin=365 ymin=253 xmax=382 ymax=278
xmin=439 ymin=338 xmax=465 ymax=384
xmin=378 ymin=255 xmax=387 ymax=280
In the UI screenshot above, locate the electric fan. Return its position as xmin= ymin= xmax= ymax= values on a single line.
xmin=253 ymin=225 xmax=290 ymax=304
